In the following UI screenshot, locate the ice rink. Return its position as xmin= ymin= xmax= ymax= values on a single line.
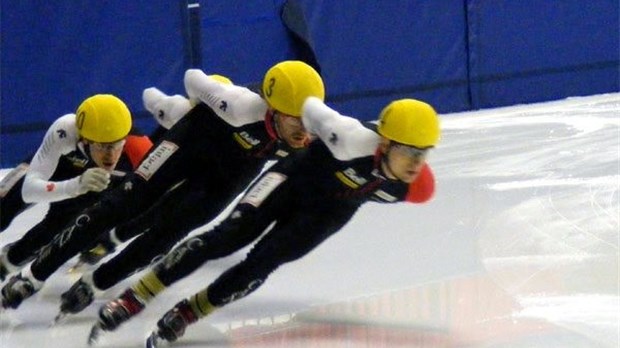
xmin=1 ymin=93 xmax=618 ymax=348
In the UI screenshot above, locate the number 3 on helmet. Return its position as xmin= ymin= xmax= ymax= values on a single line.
xmin=262 ymin=61 xmax=325 ymax=118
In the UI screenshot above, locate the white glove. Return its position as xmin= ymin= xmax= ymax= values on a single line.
xmin=143 ymin=87 xmax=192 ymax=129
xmin=301 ymin=96 xmax=333 ymax=135
xmin=142 ymin=87 xmax=166 ymax=113
xmin=77 ymin=168 xmax=110 ymax=195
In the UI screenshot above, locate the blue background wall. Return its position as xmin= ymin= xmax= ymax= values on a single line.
xmin=1 ymin=0 xmax=618 ymax=167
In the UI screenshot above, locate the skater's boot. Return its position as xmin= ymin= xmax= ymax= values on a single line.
xmin=97 ymin=288 xmax=146 ymax=331
xmin=152 ymin=290 xmax=217 ymax=344
xmin=155 ymin=299 xmax=199 ymax=342
xmin=60 ymin=275 xmax=96 ymax=314
xmin=1 ymin=270 xmax=42 ymax=309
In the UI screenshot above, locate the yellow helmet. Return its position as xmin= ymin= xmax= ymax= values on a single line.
xmin=76 ymin=94 xmax=132 ymax=143
xmin=262 ymin=60 xmax=325 ymax=117
xmin=377 ymin=99 xmax=441 ymax=148
xmin=209 ymin=74 xmax=233 ymax=85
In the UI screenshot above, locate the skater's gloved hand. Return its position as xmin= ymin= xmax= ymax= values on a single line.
xmin=78 ymin=168 xmax=110 ymax=194
xmin=143 ymin=87 xmax=191 ymax=130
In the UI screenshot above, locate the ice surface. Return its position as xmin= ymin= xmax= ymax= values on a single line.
xmin=1 ymin=93 xmax=618 ymax=347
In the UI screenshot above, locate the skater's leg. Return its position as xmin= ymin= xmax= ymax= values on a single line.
xmin=58 ymin=179 xmax=237 ymax=315
xmin=153 ymin=205 xmax=356 ymax=343
xmin=92 ymin=167 xmax=296 ymax=333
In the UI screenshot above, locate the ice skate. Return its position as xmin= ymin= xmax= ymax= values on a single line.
xmin=67 ymin=259 xmax=88 ymax=274
xmin=52 ymin=277 xmax=95 ymax=326
xmin=1 ymin=272 xmax=41 ymax=309
xmin=87 ymin=322 xmax=103 ymax=346
xmin=151 ymin=299 xmax=198 ymax=344
xmin=87 ymin=288 xmax=146 ymax=345
xmin=145 ymin=331 xmax=164 ymax=348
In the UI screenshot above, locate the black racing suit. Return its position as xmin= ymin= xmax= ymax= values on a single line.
xmin=90 ymin=178 xmax=221 ymax=290
xmin=150 ymin=136 xmax=416 ymax=308
xmin=3 ymin=138 xmax=148 ymax=268
xmin=28 ymin=102 xmax=297 ymax=282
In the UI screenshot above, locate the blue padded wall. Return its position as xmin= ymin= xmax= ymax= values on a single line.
xmin=301 ymin=0 xmax=470 ymax=120
xmin=467 ymin=0 xmax=619 ymax=109
xmin=2 ymin=0 xmax=618 ymax=167
xmin=1 ymin=1 xmax=188 ymax=166
xmin=197 ymin=0 xmax=294 ymax=84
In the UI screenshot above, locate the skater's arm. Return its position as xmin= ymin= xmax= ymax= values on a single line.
xmin=142 ymin=88 xmax=192 ymax=130
xmin=22 ymin=115 xmax=83 ymax=203
xmin=184 ymin=69 xmax=266 ymax=127
xmin=302 ymin=97 xmax=378 ymax=161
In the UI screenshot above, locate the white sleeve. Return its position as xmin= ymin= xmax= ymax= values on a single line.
xmin=302 ymin=97 xmax=379 ymax=161
xmin=184 ymin=69 xmax=266 ymax=127
xmin=143 ymin=87 xmax=192 ymax=129
xmin=21 ymin=114 xmax=82 ymax=203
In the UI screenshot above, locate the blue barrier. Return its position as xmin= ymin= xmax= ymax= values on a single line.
xmin=1 ymin=0 xmax=618 ymax=167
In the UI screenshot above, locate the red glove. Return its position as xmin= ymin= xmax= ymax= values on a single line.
xmin=406 ymin=163 xmax=435 ymax=203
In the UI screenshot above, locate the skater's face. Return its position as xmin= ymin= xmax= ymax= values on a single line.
xmin=274 ymin=112 xmax=309 ymax=148
xmin=380 ymin=139 xmax=429 ymax=183
xmin=86 ymin=139 xmax=125 ymax=172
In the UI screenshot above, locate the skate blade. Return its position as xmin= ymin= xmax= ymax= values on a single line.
xmin=87 ymin=323 xmax=103 ymax=346
xmin=50 ymin=311 xmax=69 ymax=327
xmin=145 ymin=331 xmax=165 ymax=348
xmin=67 ymin=261 xmax=87 ymax=274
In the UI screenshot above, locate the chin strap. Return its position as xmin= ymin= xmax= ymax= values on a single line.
xmin=264 ymin=110 xmax=279 ymax=141
xmin=78 ymin=140 xmax=92 ymax=161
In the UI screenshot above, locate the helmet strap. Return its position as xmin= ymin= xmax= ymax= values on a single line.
xmin=264 ymin=109 xmax=279 ymax=141
xmin=77 ymin=140 xmax=91 ymax=159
